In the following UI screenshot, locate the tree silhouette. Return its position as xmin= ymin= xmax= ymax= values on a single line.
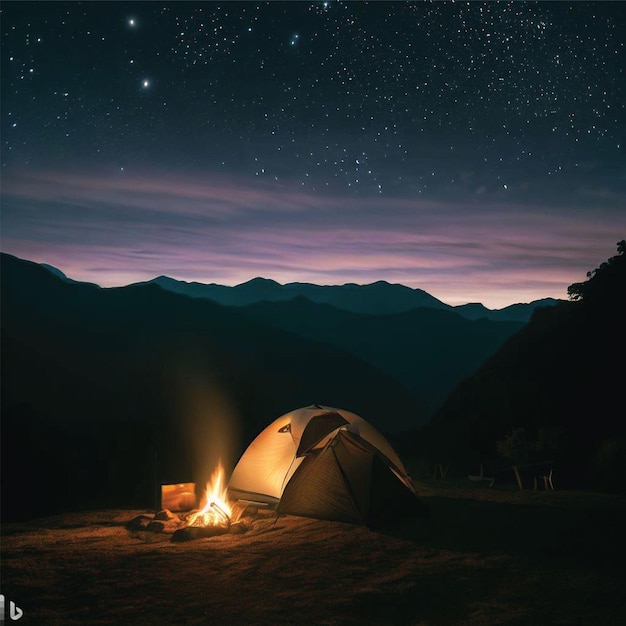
xmin=496 ymin=427 xmax=533 ymax=489
xmin=567 ymin=240 xmax=626 ymax=303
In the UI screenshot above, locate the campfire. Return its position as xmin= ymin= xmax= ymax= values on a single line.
xmin=187 ymin=463 xmax=233 ymax=529
xmin=127 ymin=461 xmax=274 ymax=542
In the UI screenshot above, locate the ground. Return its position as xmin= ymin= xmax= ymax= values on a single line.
xmin=2 ymin=481 xmax=626 ymax=625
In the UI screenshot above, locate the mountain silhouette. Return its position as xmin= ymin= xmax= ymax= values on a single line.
xmin=140 ymin=275 xmax=448 ymax=314
xmin=127 ymin=274 xmax=559 ymax=322
xmin=454 ymin=298 xmax=561 ymax=322
xmin=36 ymin=264 xmax=532 ymax=416
xmin=418 ymin=240 xmax=626 ymax=490
xmin=1 ymin=253 xmax=424 ymax=519
xmin=40 ymin=262 xmax=560 ymax=321
xmin=238 ymin=297 xmax=524 ymax=416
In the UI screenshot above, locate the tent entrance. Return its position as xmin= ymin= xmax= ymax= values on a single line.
xmin=279 ymin=430 xmax=418 ymax=526
xmin=278 ymin=438 xmax=367 ymax=524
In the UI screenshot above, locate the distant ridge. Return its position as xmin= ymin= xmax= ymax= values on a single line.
xmin=40 ymin=263 xmax=69 ymax=281
xmin=39 ymin=262 xmax=100 ymax=288
xmin=138 ymin=275 xmax=448 ymax=314
xmin=0 ymin=255 xmax=534 ymax=416
xmin=37 ymin=260 xmax=560 ymax=322
xmin=132 ymin=275 xmax=560 ymax=323
xmin=237 ymin=296 xmax=525 ymax=416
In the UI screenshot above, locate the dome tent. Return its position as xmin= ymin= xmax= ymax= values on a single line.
xmin=228 ymin=405 xmax=426 ymax=527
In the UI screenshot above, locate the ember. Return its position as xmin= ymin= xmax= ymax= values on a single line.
xmin=187 ymin=463 xmax=233 ymax=528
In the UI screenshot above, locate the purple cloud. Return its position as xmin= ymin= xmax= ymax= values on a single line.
xmin=2 ymin=169 xmax=623 ymax=308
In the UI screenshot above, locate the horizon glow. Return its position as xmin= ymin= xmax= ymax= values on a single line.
xmin=2 ymin=169 xmax=622 ymax=309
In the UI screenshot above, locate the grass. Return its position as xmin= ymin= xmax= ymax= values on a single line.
xmin=2 ymin=481 xmax=625 ymax=625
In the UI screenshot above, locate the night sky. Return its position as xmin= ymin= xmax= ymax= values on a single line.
xmin=1 ymin=1 xmax=624 ymax=308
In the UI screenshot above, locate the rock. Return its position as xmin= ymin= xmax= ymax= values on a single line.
xmin=155 ymin=509 xmax=178 ymax=521
xmin=171 ymin=525 xmax=230 ymax=542
xmin=171 ymin=527 xmax=204 ymax=542
xmin=161 ymin=519 xmax=185 ymax=534
xmin=126 ymin=515 xmax=152 ymax=531
xmin=229 ymin=521 xmax=247 ymax=535
xmin=146 ymin=521 xmax=165 ymax=533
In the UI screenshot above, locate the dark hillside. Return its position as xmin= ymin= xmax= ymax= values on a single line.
xmin=240 ymin=297 xmax=523 ymax=416
xmin=417 ymin=241 xmax=626 ymax=490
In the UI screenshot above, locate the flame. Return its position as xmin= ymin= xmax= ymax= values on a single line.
xmin=187 ymin=463 xmax=233 ymax=527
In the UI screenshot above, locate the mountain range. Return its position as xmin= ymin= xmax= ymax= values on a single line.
xmin=39 ymin=261 xmax=542 ymax=415
xmin=237 ymin=297 xmax=524 ymax=415
xmin=131 ymin=274 xmax=560 ymax=323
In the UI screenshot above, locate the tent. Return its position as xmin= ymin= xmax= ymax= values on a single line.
xmin=228 ymin=405 xmax=426 ymax=526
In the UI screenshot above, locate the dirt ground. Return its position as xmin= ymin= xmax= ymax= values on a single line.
xmin=2 ymin=481 xmax=626 ymax=625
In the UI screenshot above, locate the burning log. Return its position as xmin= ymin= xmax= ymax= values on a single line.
xmin=186 ymin=463 xmax=233 ymax=529
xmin=171 ymin=525 xmax=230 ymax=542
xmin=169 ymin=462 xmax=239 ymax=541
xmin=229 ymin=521 xmax=247 ymax=535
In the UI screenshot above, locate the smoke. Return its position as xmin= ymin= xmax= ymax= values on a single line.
xmin=182 ymin=377 xmax=241 ymax=484
xmin=165 ymin=347 xmax=242 ymax=486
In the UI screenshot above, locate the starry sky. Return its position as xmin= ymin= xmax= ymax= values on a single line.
xmin=1 ymin=1 xmax=624 ymax=308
